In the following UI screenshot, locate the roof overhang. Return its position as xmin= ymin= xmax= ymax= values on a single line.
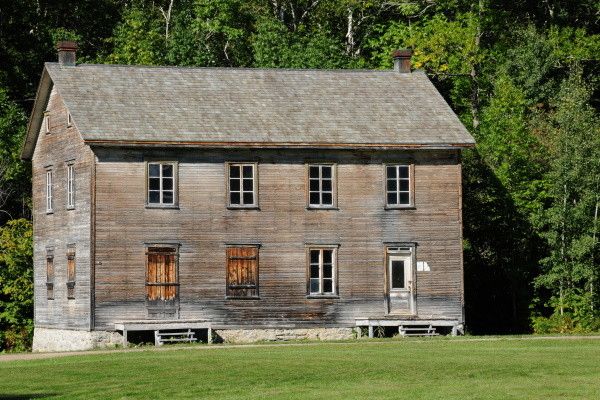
xmin=21 ymin=66 xmax=52 ymax=160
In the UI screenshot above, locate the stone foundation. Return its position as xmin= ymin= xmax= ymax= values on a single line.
xmin=32 ymin=327 xmax=122 ymax=352
xmin=215 ymin=327 xmax=356 ymax=343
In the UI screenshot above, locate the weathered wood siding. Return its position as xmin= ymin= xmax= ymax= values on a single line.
xmin=32 ymin=85 xmax=93 ymax=330
xmin=93 ymin=148 xmax=464 ymax=329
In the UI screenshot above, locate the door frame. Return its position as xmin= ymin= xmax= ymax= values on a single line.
xmin=384 ymin=243 xmax=417 ymax=315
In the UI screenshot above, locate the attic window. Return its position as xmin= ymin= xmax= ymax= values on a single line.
xmin=67 ymin=111 xmax=72 ymax=127
xmin=43 ymin=113 xmax=50 ymax=134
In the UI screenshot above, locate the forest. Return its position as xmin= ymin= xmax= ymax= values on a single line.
xmin=0 ymin=0 xmax=598 ymax=350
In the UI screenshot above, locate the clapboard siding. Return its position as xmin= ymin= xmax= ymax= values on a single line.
xmin=31 ymin=86 xmax=93 ymax=330
xmin=93 ymin=148 xmax=463 ymax=329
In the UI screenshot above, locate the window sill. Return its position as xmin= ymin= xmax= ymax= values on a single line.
xmin=66 ymin=206 xmax=75 ymax=211
xmin=225 ymin=296 xmax=261 ymax=300
xmin=305 ymin=206 xmax=339 ymax=211
xmin=227 ymin=206 xmax=261 ymax=211
xmin=384 ymin=206 xmax=416 ymax=210
xmin=145 ymin=204 xmax=180 ymax=210
xmin=46 ymin=211 xmax=54 ymax=215
xmin=306 ymin=295 xmax=339 ymax=299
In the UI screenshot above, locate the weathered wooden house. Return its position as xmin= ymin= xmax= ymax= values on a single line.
xmin=23 ymin=42 xmax=474 ymax=351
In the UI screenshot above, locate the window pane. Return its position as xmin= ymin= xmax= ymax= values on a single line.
xmin=391 ymin=260 xmax=405 ymax=289
xmin=387 ymin=179 xmax=397 ymax=191
xmin=242 ymin=165 xmax=253 ymax=178
xmin=310 ymin=278 xmax=320 ymax=293
xmin=163 ymin=178 xmax=173 ymax=190
xmin=322 ymin=179 xmax=332 ymax=191
xmin=309 ymin=166 xmax=319 ymax=179
xmin=243 ymin=179 xmax=253 ymax=191
xmin=323 ymin=250 xmax=333 ymax=264
xmin=321 ymin=166 xmax=332 ymax=179
xmin=230 ymin=179 xmax=240 ymax=191
xmin=387 ymin=192 xmax=397 ymax=205
xmin=243 ymin=192 xmax=254 ymax=205
xmin=399 ymin=166 xmax=409 ymax=179
xmin=310 ymin=264 xmax=319 ymax=278
xmin=149 ymin=178 xmax=160 ymax=190
xmin=309 ymin=179 xmax=319 ymax=191
xmin=399 ymin=192 xmax=410 ymax=204
xmin=309 ymin=192 xmax=320 ymax=205
xmin=230 ymin=192 xmax=241 ymax=204
xmin=323 ymin=264 xmax=332 ymax=278
xmin=387 ymin=166 xmax=396 ymax=179
xmin=149 ymin=164 xmax=160 ymax=177
xmin=310 ymin=250 xmax=319 ymax=264
xmin=322 ymin=192 xmax=333 ymax=205
xmin=163 ymin=191 xmax=173 ymax=204
xmin=399 ymin=179 xmax=409 ymax=191
xmin=230 ymin=165 xmax=240 ymax=178
xmin=162 ymin=164 xmax=173 ymax=177
xmin=323 ymin=279 xmax=333 ymax=293
xmin=149 ymin=191 xmax=160 ymax=203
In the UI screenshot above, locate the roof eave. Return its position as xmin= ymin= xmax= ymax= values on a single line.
xmin=85 ymin=139 xmax=476 ymax=150
xmin=21 ymin=65 xmax=53 ymax=160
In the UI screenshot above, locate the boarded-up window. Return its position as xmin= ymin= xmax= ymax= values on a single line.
xmin=226 ymin=246 xmax=259 ymax=298
xmin=46 ymin=248 xmax=54 ymax=299
xmin=66 ymin=245 xmax=76 ymax=299
xmin=146 ymin=247 xmax=178 ymax=301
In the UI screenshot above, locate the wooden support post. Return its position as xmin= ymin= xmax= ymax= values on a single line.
xmin=207 ymin=327 xmax=213 ymax=344
xmin=356 ymin=327 xmax=362 ymax=339
xmin=368 ymin=325 xmax=374 ymax=338
xmin=154 ymin=330 xmax=160 ymax=346
xmin=122 ymin=329 xmax=128 ymax=348
xmin=451 ymin=325 xmax=458 ymax=336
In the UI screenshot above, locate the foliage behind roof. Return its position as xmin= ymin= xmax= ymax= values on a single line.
xmin=22 ymin=63 xmax=474 ymax=159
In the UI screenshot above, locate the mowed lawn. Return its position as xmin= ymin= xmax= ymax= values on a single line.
xmin=1 ymin=338 xmax=599 ymax=399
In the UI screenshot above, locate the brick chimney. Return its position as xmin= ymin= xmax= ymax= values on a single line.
xmin=57 ymin=41 xmax=78 ymax=66
xmin=392 ymin=49 xmax=412 ymax=73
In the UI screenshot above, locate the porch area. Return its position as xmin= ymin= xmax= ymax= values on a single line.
xmin=114 ymin=319 xmax=212 ymax=347
xmin=355 ymin=317 xmax=463 ymax=338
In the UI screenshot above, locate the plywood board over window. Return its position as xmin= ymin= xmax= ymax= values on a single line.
xmin=226 ymin=246 xmax=259 ymax=299
xmin=46 ymin=247 xmax=54 ymax=300
xmin=145 ymin=245 xmax=179 ymax=318
xmin=66 ymin=244 xmax=76 ymax=299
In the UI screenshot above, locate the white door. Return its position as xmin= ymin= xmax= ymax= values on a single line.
xmin=387 ymin=253 xmax=414 ymax=314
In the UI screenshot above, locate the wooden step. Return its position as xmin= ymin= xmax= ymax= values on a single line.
xmin=154 ymin=329 xmax=197 ymax=346
xmin=398 ymin=324 xmax=438 ymax=337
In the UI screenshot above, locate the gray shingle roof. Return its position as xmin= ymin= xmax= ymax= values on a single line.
xmin=24 ymin=63 xmax=474 ymax=158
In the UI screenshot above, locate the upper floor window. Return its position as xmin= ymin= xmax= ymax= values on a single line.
xmin=67 ymin=111 xmax=72 ymax=127
xmin=147 ymin=162 xmax=177 ymax=206
xmin=228 ymin=163 xmax=257 ymax=208
xmin=385 ymin=165 xmax=413 ymax=208
xmin=46 ymin=169 xmax=53 ymax=213
xmin=308 ymin=246 xmax=338 ymax=296
xmin=67 ymin=163 xmax=75 ymax=209
xmin=308 ymin=164 xmax=336 ymax=208
xmin=43 ymin=113 xmax=50 ymax=134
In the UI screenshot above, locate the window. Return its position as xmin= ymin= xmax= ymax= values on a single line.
xmin=46 ymin=169 xmax=53 ymax=213
xmin=308 ymin=164 xmax=335 ymax=208
xmin=308 ymin=247 xmax=337 ymax=296
xmin=386 ymin=165 xmax=413 ymax=207
xmin=228 ymin=163 xmax=257 ymax=207
xmin=67 ymin=112 xmax=72 ymax=127
xmin=226 ymin=246 xmax=259 ymax=299
xmin=43 ymin=113 xmax=50 ymax=134
xmin=46 ymin=248 xmax=54 ymax=300
xmin=147 ymin=162 xmax=177 ymax=206
xmin=146 ymin=246 xmax=179 ymax=303
xmin=67 ymin=245 xmax=76 ymax=299
xmin=67 ymin=163 xmax=75 ymax=209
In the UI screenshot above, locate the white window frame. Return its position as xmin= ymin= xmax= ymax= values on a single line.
xmin=227 ymin=163 xmax=258 ymax=208
xmin=146 ymin=161 xmax=178 ymax=207
xmin=307 ymin=164 xmax=336 ymax=209
xmin=46 ymin=169 xmax=53 ymax=213
xmin=66 ymin=162 xmax=75 ymax=209
xmin=307 ymin=246 xmax=338 ymax=297
xmin=385 ymin=164 xmax=414 ymax=208
xmin=43 ymin=113 xmax=50 ymax=134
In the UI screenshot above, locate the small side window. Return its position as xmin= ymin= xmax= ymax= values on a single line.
xmin=66 ymin=163 xmax=75 ymax=209
xmin=46 ymin=247 xmax=55 ymax=300
xmin=46 ymin=169 xmax=53 ymax=213
xmin=43 ymin=113 xmax=50 ymax=134
xmin=67 ymin=112 xmax=72 ymax=127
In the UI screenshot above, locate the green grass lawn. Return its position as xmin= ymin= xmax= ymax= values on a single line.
xmin=1 ymin=338 xmax=599 ymax=399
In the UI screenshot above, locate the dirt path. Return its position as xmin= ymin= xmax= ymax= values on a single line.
xmin=2 ymin=335 xmax=600 ymax=363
